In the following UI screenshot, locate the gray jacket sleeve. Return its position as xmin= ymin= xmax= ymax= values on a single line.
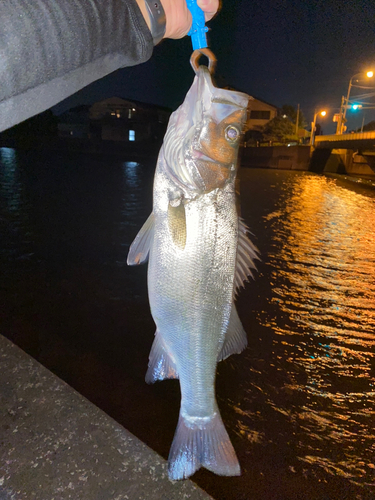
xmin=0 ymin=0 xmax=154 ymax=132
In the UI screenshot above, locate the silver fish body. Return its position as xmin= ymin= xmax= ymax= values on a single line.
xmin=128 ymin=67 xmax=259 ymax=480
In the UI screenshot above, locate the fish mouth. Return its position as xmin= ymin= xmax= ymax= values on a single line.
xmin=192 ymin=150 xmax=218 ymax=164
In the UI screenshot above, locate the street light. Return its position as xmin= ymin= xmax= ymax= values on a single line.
xmin=336 ymin=70 xmax=374 ymax=134
xmin=310 ymin=110 xmax=327 ymax=146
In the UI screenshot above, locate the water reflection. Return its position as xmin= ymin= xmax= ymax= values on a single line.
xmin=0 ymin=147 xmax=34 ymax=262
xmin=117 ymin=160 xmax=152 ymax=264
xmin=122 ymin=161 xmax=141 ymax=188
xmin=0 ymin=147 xmax=20 ymax=213
xmin=120 ymin=161 xmax=144 ymax=226
xmin=241 ymin=171 xmax=375 ymax=490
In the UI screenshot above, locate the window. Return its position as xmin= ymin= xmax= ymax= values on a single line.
xmin=250 ymin=110 xmax=271 ymax=120
xmin=128 ymin=109 xmax=132 ymax=119
xmin=129 ymin=130 xmax=135 ymax=141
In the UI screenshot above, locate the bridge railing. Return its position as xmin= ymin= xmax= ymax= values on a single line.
xmin=315 ymin=131 xmax=375 ymax=144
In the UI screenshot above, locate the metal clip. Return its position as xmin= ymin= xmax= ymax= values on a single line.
xmin=190 ymin=48 xmax=217 ymax=75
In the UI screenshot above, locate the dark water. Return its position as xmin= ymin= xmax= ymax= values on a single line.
xmin=1 ymin=147 xmax=374 ymax=499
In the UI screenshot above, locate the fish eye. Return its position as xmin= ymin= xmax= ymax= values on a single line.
xmin=225 ymin=125 xmax=240 ymax=142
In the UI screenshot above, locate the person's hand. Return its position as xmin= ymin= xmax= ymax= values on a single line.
xmin=162 ymin=0 xmax=219 ymax=39
xmin=136 ymin=0 xmax=220 ymax=41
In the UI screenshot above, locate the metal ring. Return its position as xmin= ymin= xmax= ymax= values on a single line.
xmin=190 ymin=48 xmax=217 ymax=75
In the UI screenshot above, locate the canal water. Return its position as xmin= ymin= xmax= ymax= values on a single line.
xmin=1 ymin=147 xmax=374 ymax=499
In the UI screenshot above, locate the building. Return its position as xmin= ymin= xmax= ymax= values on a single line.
xmin=89 ymin=97 xmax=171 ymax=143
xmin=247 ymin=98 xmax=278 ymax=132
xmin=57 ymin=98 xmax=171 ymax=146
xmin=239 ymin=97 xmax=278 ymax=146
xmin=222 ymin=84 xmax=277 ymax=132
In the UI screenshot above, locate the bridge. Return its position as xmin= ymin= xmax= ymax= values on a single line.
xmin=314 ymin=131 xmax=375 ymax=151
xmin=311 ymin=131 xmax=375 ymax=176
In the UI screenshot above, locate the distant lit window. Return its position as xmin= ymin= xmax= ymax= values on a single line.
xmin=128 ymin=109 xmax=132 ymax=119
xmin=116 ymin=110 xmax=121 ymax=118
xmin=250 ymin=110 xmax=271 ymax=120
xmin=129 ymin=130 xmax=135 ymax=141
xmin=111 ymin=112 xmax=116 ymax=116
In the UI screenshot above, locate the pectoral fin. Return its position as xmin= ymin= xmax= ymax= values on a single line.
xmin=218 ymin=303 xmax=247 ymax=361
xmin=127 ymin=213 xmax=154 ymax=265
xmin=168 ymin=200 xmax=187 ymax=250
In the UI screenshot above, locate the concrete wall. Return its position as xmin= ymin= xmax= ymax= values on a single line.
xmin=242 ymin=145 xmax=375 ymax=179
xmin=241 ymin=145 xmax=311 ymax=170
xmin=311 ymin=148 xmax=375 ymax=178
xmin=345 ymin=152 xmax=375 ymax=178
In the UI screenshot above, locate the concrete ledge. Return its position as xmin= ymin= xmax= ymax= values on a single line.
xmin=324 ymin=172 xmax=375 ymax=190
xmin=0 ymin=335 xmax=212 ymax=500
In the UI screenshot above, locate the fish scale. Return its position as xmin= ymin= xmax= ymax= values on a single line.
xmin=151 ymin=185 xmax=235 ymax=414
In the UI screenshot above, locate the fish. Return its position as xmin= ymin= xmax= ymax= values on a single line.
xmin=127 ymin=65 xmax=259 ymax=480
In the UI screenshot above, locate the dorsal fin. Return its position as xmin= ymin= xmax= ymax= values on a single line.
xmin=234 ymin=218 xmax=260 ymax=293
xmin=127 ymin=213 xmax=154 ymax=265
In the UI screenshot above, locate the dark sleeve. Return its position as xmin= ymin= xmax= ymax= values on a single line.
xmin=0 ymin=0 xmax=154 ymax=132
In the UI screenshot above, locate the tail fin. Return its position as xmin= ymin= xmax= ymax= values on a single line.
xmin=168 ymin=411 xmax=241 ymax=480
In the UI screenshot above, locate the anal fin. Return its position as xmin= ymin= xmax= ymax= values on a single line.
xmin=145 ymin=329 xmax=178 ymax=383
xmin=218 ymin=303 xmax=247 ymax=362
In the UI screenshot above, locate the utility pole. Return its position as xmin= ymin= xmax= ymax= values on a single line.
xmin=336 ymin=96 xmax=345 ymax=134
xmin=295 ymin=104 xmax=300 ymax=141
xmin=361 ymin=112 xmax=366 ymax=133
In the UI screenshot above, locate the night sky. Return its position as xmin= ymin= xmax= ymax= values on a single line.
xmin=53 ymin=0 xmax=375 ymax=134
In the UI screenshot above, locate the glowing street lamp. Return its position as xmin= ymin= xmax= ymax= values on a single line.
xmin=336 ymin=70 xmax=374 ymax=134
xmin=310 ymin=110 xmax=327 ymax=146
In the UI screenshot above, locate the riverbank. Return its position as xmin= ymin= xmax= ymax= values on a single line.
xmin=0 ymin=335 xmax=212 ymax=500
xmin=324 ymin=171 xmax=375 ymax=191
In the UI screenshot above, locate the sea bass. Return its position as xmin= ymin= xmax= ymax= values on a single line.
xmin=127 ymin=66 xmax=259 ymax=480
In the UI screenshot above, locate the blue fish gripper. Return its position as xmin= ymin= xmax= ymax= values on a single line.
xmin=186 ymin=0 xmax=209 ymax=50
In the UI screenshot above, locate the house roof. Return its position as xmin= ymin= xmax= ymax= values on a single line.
xmin=248 ymin=96 xmax=278 ymax=110
xmin=222 ymin=85 xmax=278 ymax=111
xmin=91 ymin=97 xmax=172 ymax=113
